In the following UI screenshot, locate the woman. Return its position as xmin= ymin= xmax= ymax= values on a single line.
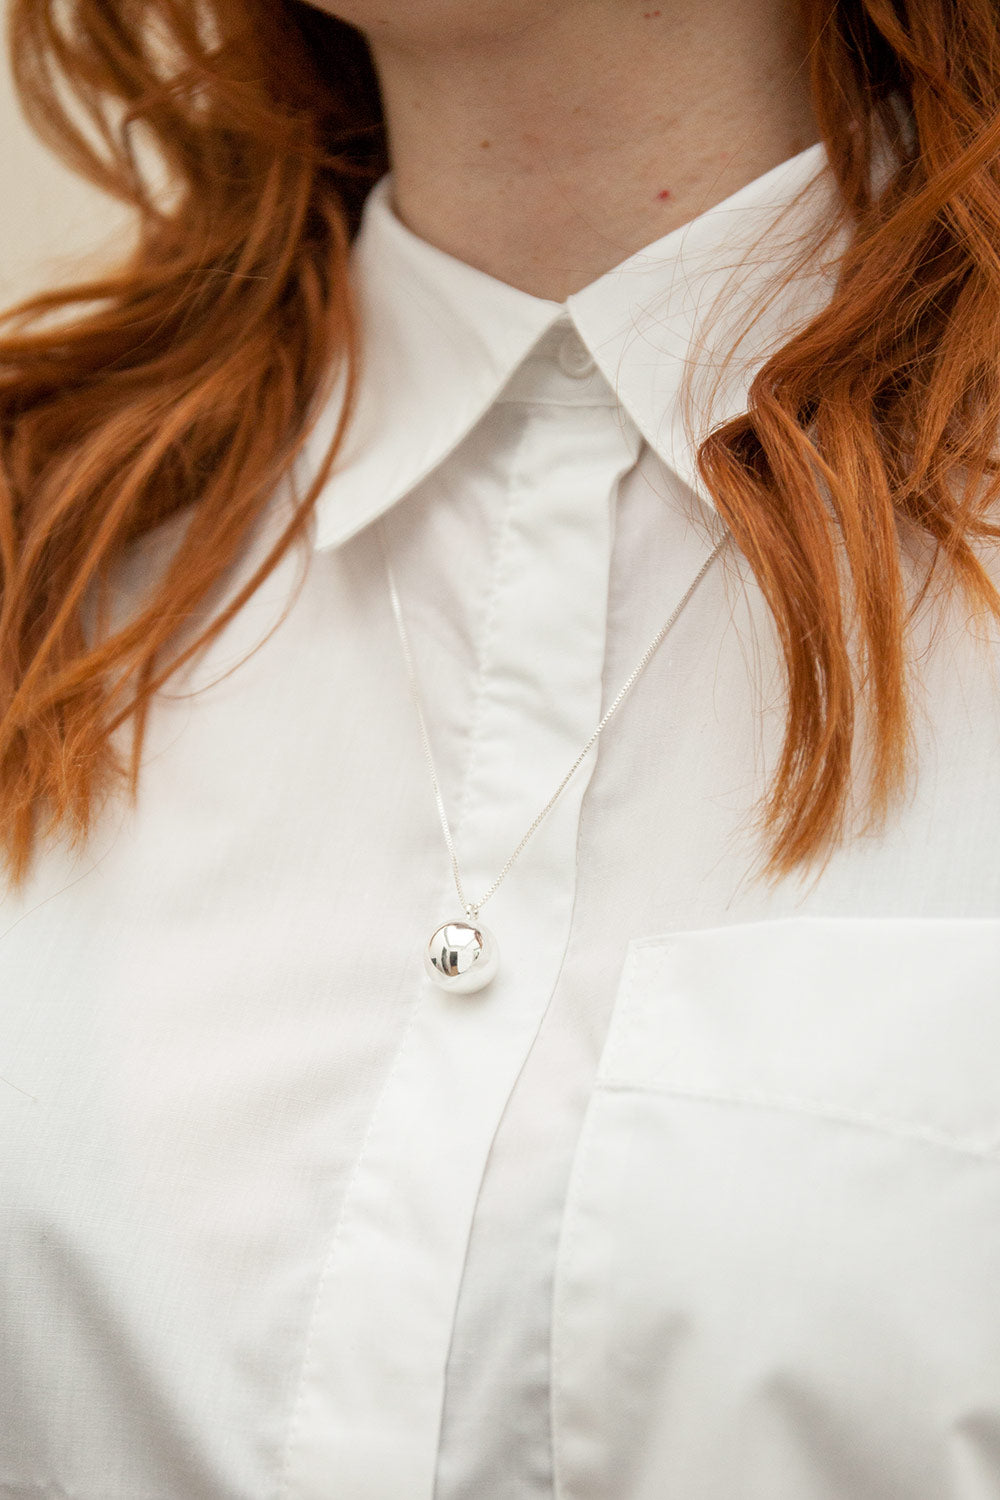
xmin=2 ymin=0 xmax=1000 ymax=1495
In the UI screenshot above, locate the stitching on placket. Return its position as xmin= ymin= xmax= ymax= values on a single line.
xmin=448 ymin=416 xmax=531 ymax=859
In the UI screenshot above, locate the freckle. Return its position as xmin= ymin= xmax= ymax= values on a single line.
xmin=480 ymin=139 xmax=491 ymax=149
xmin=657 ymin=188 xmax=672 ymax=200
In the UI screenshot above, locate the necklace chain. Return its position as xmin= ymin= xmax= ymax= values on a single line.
xmin=379 ymin=514 xmax=729 ymax=920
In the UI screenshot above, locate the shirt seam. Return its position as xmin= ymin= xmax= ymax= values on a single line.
xmin=595 ymin=1077 xmax=1000 ymax=1164
xmin=448 ymin=426 xmax=529 ymax=856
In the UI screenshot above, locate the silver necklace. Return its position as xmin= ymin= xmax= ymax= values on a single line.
xmin=379 ymin=514 xmax=729 ymax=994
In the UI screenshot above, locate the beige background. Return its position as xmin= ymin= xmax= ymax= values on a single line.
xmin=0 ymin=18 xmax=133 ymax=306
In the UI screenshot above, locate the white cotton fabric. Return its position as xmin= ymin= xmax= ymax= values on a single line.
xmin=3 ymin=142 xmax=1000 ymax=1500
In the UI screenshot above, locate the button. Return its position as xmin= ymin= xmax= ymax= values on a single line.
xmin=556 ymin=330 xmax=597 ymax=379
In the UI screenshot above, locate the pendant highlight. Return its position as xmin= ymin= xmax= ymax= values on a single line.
xmin=425 ymin=919 xmax=499 ymax=994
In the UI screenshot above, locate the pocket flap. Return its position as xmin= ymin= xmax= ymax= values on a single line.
xmin=601 ymin=917 xmax=1000 ymax=1153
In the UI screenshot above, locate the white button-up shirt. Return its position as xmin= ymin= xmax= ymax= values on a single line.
xmin=4 ymin=141 xmax=1000 ymax=1500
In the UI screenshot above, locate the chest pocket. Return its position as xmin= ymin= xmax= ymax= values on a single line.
xmin=551 ymin=917 xmax=1000 ymax=1500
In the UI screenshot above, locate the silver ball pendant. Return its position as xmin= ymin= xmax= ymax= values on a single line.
xmin=425 ymin=918 xmax=499 ymax=994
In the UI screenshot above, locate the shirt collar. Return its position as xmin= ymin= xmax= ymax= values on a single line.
xmin=307 ymin=140 xmax=841 ymax=552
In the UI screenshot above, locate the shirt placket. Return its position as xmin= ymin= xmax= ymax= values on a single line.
xmin=279 ymin=349 xmax=641 ymax=1500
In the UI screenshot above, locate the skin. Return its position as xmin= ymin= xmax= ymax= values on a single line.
xmin=305 ymin=1 xmax=819 ymax=300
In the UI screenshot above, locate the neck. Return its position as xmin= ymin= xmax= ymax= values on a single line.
xmin=365 ymin=0 xmax=818 ymax=301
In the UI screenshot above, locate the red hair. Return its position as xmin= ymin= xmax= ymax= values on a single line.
xmin=0 ymin=0 xmax=998 ymax=889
